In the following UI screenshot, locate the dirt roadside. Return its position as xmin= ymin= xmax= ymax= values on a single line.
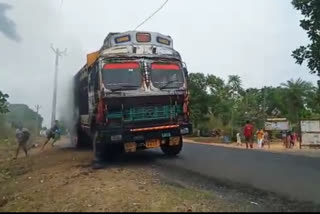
xmin=0 ymin=137 xmax=261 ymax=212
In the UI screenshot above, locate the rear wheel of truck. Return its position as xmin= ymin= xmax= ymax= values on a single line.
xmin=104 ymin=144 xmax=123 ymax=161
xmin=93 ymin=132 xmax=122 ymax=162
xmin=76 ymin=129 xmax=92 ymax=149
xmin=161 ymin=136 xmax=183 ymax=156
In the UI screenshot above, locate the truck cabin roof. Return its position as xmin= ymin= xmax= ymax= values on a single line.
xmin=101 ymin=31 xmax=173 ymax=50
xmin=77 ymin=31 xmax=182 ymax=74
xmin=97 ymin=31 xmax=181 ymax=60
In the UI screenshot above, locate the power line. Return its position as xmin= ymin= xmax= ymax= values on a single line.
xmin=134 ymin=0 xmax=169 ymax=30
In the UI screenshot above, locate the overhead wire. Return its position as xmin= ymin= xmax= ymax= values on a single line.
xmin=134 ymin=0 xmax=169 ymax=30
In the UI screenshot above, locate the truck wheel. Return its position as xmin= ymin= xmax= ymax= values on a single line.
xmin=76 ymin=129 xmax=92 ymax=149
xmin=95 ymin=143 xmax=122 ymax=162
xmin=161 ymin=136 xmax=183 ymax=156
xmin=104 ymin=144 xmax=119 ymax=161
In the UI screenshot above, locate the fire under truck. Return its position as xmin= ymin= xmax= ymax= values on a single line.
xmin=73 ymin=31 xmax=192 ymax=162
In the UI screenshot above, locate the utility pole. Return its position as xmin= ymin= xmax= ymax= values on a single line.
xmin=35 ymin=104 xmax=41 ymax=137
xmin=262 ymin=86 xmax=267 ymax=124
xmin=231 ymin=93 xmax=235 ymax=139
xmin=50 ymin=44 xmax=67 ymax=127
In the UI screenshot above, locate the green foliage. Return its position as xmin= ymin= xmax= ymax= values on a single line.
xmin=188 ymin=73 xmax=316 ymax=136
xmin=188 ymin=73 xmax=210 ymax=128
xmin=5 ymin=104 xmax=43 ymax=135
xmin=280 ymin=78 xmax=314 ymax=122
xmin=291 ymin=0 xmax=320 ymax=75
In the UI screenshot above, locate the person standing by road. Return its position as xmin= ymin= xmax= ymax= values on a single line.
xmin=14 ymin=124 xmax=31 ymax=159
xmin=256 ymin=128 xmax=264 ymax=149
xmin=244 ymin=121 xmax=254 ymax=149
xmin=286 ymin=131 xmax=292 ymax=149
xmin=292 ymin=131 xmax=297 ymax=147
xmin=281 ymin=130 xmax=287 ymax=148
xmin=263 ymin=130 xmax=270 ymax=149
xmin=287 ymin=131 xmax=295 ymax=148
xmin=236 ymin=132 xmax=242 ymax=146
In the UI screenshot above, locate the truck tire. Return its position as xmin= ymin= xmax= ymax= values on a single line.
xmin=76 ymin=129 xmax=92 ymax=149
xmin=104 ymin=144 xmax=121 ymax=161
xmin=92 ymin=131 xmax=122 ymax=162
xmin=161 ymin=136 xmax=183 ymax=156
xmin=95 ymin=144 xmax=122 ymax=162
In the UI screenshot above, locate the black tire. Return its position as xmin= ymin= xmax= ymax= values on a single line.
xmin=104 ymin=144 xmax=123 ymax=161
xmin=161 ymin=136 xmax=183 ymax=156
xmin=76 ymin=128 xmax=92 ymax=149
xmin=92 ymin=131 xmax=123 ymax=162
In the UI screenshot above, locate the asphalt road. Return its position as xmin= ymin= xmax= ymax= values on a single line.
xmin=153 ymin=141 xmax=320 ymax=204
xmin=58 ymin=138 xmax=320 ymax=205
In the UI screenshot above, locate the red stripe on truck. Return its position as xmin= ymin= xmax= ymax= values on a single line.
xmin=104 ymin=62 xmax=139 ymax=69
xmin=151 ymin=64 xmax=180 ymax=70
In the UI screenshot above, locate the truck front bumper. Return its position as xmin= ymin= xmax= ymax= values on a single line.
xmin=98 ymin=123 xmax=192 ymax=144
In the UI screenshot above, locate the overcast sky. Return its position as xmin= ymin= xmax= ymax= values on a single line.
xmin=0 ymin=0 xmax=317 ymax=127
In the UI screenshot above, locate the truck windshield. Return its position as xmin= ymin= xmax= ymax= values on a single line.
xmin=150 ymin=63 xmax=184 ymax=89
xmin=102 ymin=63 xmax=142 ymax=91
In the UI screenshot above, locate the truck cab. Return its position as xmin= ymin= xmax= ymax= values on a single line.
xmin=74 ymin=31 xmax=192 ymax=161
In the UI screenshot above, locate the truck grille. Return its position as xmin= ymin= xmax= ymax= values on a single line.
xmin=107 ymin=105 xmax=182 ymax=122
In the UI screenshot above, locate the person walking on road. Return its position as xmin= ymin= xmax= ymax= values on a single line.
xmin=236 ymin=132 xmax=242 ymax=146
xmin=263 ymin=130 xmax=270 ymax=149
xmin=256 ymin=128 xmax=264 ymax=149
xmin=286 ymin=131 xmax=292 ymax=149
xmin=292 ymin=131 xmax=297 ymax=148
xmin=287 ymin=131 xmax=295 ymax=148
xmin=244 ymin=121 xmax=254 ymax=149
xmin=281 ymin=130 xmax=287 ymax=148
xmin=14 ymin=124 xmax=31 ymax=159
xmin=41 ymin=120 xmax=60 ymax=151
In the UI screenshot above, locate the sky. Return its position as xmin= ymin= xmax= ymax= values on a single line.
xmin=0 ymin=0 xmax=318 ymax=127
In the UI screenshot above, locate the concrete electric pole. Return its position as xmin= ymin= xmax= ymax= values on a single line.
xmin=50 ymin=44 xmax=67 ymax=127
xmin=35 ymin=104 xmax=41 ymax=136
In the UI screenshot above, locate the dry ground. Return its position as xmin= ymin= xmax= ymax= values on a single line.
xmin=0 ymin=137 xmax=257 ymax=212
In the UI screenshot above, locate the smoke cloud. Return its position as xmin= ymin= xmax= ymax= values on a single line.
xmin=57 ymin=77 xmax=76 ymax=135
xmin=0 ymin=3 xmax=21 ymax=42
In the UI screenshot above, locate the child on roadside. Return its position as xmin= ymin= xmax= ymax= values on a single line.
xmin=236 ymin=132 xmax=242 ymax=146
xmin=263 ymin=131 xmax=270 ymax=149
xmin=256 ymin=128 xmax=264 ymax=149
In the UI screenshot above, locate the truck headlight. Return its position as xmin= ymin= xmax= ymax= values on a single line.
xmin=111 ymin=134 xmax=122 ymax=142
xmin=180 ymin=127 xmax=189 ymax=135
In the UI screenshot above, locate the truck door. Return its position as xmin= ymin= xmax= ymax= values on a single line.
xmin=88 ymin=65 xmax=99 ymax=126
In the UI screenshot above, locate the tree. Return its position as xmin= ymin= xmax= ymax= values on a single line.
xmin=305 ymin=81 xmax=320 ymax=115
xmin=188 ymin=73 xmax=210 ymax=128
xmin=0 ymin=91 xmax=9 ymax=114
xmin=188 ymin=72 xmax=319 ymax=137
xmin=280 ymin=78 xmax=313 ymax=122
xmin=227 ymin=75 xmax=243 ymax=97
xmin=291 ymin=0 xmax=320 ymax=75
xmin=6 ymin=104 xmax=43 ymax=133
xmin=207 ymin=74 xmax=234 ymax=125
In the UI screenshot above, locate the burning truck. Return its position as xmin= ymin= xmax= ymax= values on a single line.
xmin=73 ymin=31 xmax=192 ymax=162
